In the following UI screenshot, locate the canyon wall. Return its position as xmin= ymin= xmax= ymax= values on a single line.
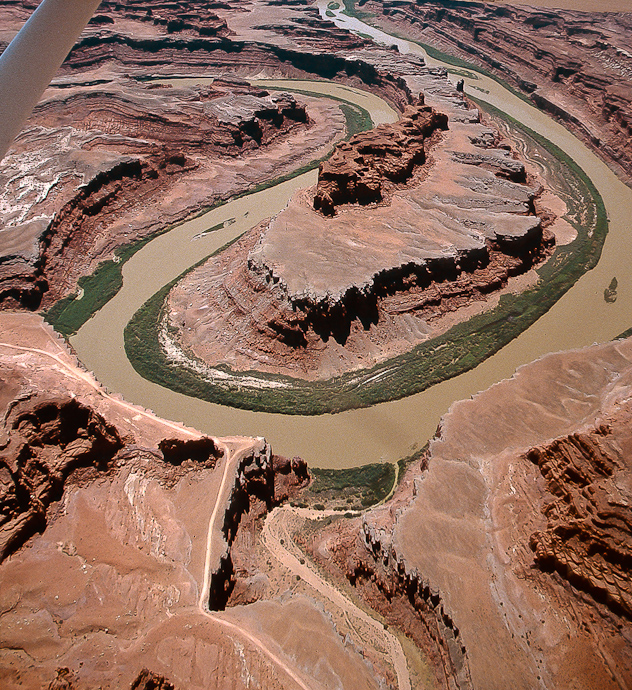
xmin=362 ymin=0 xmax=632 ymax=184
xmin=312 ymin=336 xmax=632 ymax=689
xmin=0 ymin=0 xmax=417 ymax=311
xmin=166 ymin=84 xmax=556 ymax=384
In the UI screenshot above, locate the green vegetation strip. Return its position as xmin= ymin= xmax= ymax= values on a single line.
xmin=44 ymin=90 xmax=372 ymax=337
xmin=125 ymin=233 xmax=247 ymax=400
xmin=297 ymin=462 xmax=396 ymax=510
xmin=269 ymin=85 xmax=374 ymax=132
xmin=124 ymin=97 xmax=608 ymax=415
xmin=339 ymin=0 xmax=535 ymax=107
xmin=341 ymin=0 xmax=370 ymax=20
xmin=44 ymin=236 xmax=156 ymax=337
xmin=296 ymin=445 xmax=423 ymax=512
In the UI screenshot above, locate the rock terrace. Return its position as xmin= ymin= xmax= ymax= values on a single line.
xmin=364 ymin=0 xmax=632 ymax=184
xmin=167 ymin=81 xmax=555 ymax=380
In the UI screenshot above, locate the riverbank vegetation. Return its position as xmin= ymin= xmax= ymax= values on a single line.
xmin=44 ymin=236 xmax=155 ymax=337
xmin=124 ymin=100 xmax=607 ymax=415
xmin=44 ymin=90 xmax=372 ymax=337
xmin=294 ymin=462 xmax=397 ymax=511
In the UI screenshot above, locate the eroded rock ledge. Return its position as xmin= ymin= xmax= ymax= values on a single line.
xmin=0 ymin=395 xmax=220 ymax=564
xmin=0 ymin=0 xmax=419 ymax=312
xmin=89 ymin=0 xmax=233 ymax=39
xmin=313 ymin=100 xmax=448 ymax=215
xmin=166 ymin=80 xmax=555 ymax=381
xmin=528 ymin=427 xmax=632 ymax=620
xmin=208 ymin=440 xmax=309 ymax=611
xmin=310 ymin=338 xmax=632 ymax=690
xmin=0 ymin=313 xmax=323 ymax=690
xmin=306 ymin=506 xmax=473 ymax=689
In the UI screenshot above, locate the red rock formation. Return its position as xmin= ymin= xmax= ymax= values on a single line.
xmin=95 ymin=0 xmax=232 ymax=39
xmin=363 ymin=0 xmax=632 ymax=183
xmin=272 ymin=454 xmax=310 ymax=504
xmin=0 ymin=0 xmax=416 ymax=311
xmin=0 ymin=397 xmax=124 ymax=562
xmin=527 ymin=427 xmax=632 ymax=619
xmin=313 ymin=101 xmax=448 ymax=215
xmin=0 ymin=313 xmax=324 ymax=690
xmin=210 ymin=445 xmax=309 ymax=610
xmin=0 ymin=0 xmax=412 ymax=112
xmin=0 ymin=82 xmax=311 ymax=309
xmin=307 ymin=506 xmax=471 ymax=690
xmin=48 ymin=667 xmax=77 ymax=690
xmin=130 ymin=669 xmax=176 ymax=690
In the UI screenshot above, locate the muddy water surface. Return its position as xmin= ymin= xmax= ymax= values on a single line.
xmin=72 ymin=26 xmax=632 ymax=468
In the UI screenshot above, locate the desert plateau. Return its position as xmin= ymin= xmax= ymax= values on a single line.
xmin=0 ymin=0 xmax=631 ymax=689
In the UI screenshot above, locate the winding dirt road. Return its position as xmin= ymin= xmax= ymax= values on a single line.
xmin=0 ymin=318 xmax=199 ymax=438
xmin=0 ymin=317 xmax=321 ymax=689
xmin=192 ymin=435 xmax=410 ymax=689
xmin=198 ymin=436 xmax=319 ymax=690
xmin=1 ymin=316 xmax=400 ymax=689
xmin=262 ymin=505 xmax=412 ymax=690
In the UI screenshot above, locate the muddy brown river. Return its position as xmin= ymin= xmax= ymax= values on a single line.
xmin=71 ymin=14 xmax=632 ymax=469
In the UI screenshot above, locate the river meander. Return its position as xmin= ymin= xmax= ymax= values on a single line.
xmin=71 ymin=11 xmax=632 ymax=469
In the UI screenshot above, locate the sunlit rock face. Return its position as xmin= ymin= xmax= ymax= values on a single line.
xmin=0 ymin=1 xmax=629 ymax=688
xmin=168 ymin=82 xmax=555 ymax=381
xmin=363 ymin=0 xmax=632 ymax=185
xmin=0 ymin=79 xmax=313 ymax=310
xmin=312 ymin=337 xmax=632 ymax=690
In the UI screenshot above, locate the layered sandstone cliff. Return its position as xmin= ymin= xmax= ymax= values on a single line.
xmin=528 ymin=428 xmax=632 ymax=620
xmin=4 ymin=325 xmax=631 ymax=690
xmin=0 ymin=397 xmax=125 ymax=562
xmin=1 ymin=1 xmax=629 ymax=689
xmin=310 ymin=336 xmax=632 ymax=690
xmin=362 ymin=0 xmax=632 ymax=184
xmin=166 ymin=83 xmax=556 ymax=382
xmin=0 ymin=80 xmax=315 ymax=309
xmin=313 ymin=102 xmax=448 ymax=214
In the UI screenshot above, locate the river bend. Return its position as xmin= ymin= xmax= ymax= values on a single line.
xmin=71 ymin=14 xmax=632 ymax=469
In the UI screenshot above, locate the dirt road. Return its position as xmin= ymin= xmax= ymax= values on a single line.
xmin=263 ymin=505 xmax=412 ymax=690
